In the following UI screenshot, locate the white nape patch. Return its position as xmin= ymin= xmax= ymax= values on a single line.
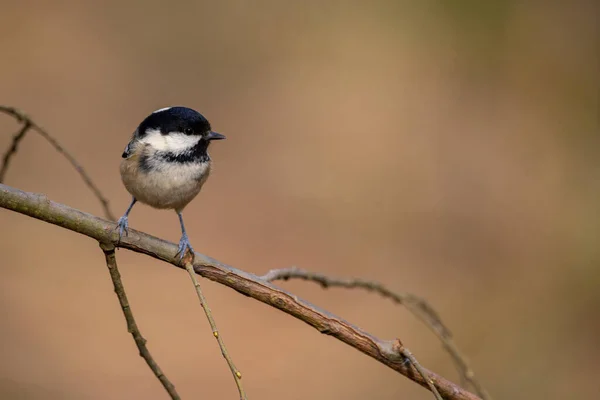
xmin=152 ymin=107 xmax=172 ymax=114
xmin=141 ymin=128 xmax=201 ymax=152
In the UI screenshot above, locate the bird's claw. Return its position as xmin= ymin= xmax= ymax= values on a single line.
xmin=116 ymin=215 xmax=129 ymax=242
xmin=176 ymin=233 xmax=195 ymax=261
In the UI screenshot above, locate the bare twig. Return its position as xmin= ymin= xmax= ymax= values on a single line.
xmin=0 ymin=183 xmax=481 ymax=400
xmin=262 ymin=266 xmax=490 ymax=400
xmin=262 ymin=266 xmax=450 ymax=335
xmin=393 ymin=339 xmax=443 ymax=400
xmin=0 ymin=106 xmax=116 ymax=220
xmin=0 ymin=121 xmax=31 ymax=183
xmin=99 ymin=242 xmax=180 ymax=400
xmin=183 ymin=258 xmax=247 ymax=400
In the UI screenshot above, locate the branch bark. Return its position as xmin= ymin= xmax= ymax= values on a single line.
xmin=0 ymin=183 xmax=481 ymax=400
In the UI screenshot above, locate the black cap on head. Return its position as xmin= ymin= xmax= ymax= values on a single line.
xmin=138 ymin=106 xmax=215 ymax=138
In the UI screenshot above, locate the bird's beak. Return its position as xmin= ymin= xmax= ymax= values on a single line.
xmin=205 ymin=131 xmax=226 ymax=141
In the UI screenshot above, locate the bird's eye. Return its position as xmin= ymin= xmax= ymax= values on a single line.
xmin=184 ymin=127 xmax=194 ymax=135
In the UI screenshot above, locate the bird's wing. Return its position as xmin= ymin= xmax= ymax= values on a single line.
xmin=121 ymin=130 xmax=138 ymax=158
xmin=121 ymin=141 xmax=133 ymax=158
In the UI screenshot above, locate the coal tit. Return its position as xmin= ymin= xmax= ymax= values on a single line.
xmin=116 ymin=106 xmax=225 ymax=259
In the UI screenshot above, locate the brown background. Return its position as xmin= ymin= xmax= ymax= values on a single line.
xmin=1 ymin=1 xmax=598 ymax=399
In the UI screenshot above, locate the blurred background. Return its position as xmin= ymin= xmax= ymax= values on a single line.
xmin=0 ymin=1 xmax=598 ymax=399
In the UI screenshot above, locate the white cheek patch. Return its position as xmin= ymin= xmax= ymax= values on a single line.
xmin=152 ymin=107 xmax=172 ymax=114
xmin=141 ymin=128 xmax=201 ymax=152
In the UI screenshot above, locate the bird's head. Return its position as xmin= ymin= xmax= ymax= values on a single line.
xmin=136 ymin=106 xmax=225 ymax=153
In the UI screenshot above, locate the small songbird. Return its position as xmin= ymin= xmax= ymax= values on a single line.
xmin=116 ymin=106 xmax=225 ymax=259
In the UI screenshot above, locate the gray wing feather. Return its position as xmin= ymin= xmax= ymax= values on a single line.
xmin=121 ymin=130 xmax=139 ymax=158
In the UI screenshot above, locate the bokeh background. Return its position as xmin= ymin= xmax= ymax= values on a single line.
xmin=1 ymin=1 xmax=598 ymax=399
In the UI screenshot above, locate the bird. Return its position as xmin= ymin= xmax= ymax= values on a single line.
xmin=116 ymin=106 xmax=225 ymax=260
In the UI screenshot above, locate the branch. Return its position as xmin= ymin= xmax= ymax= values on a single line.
xmin=0 ymin=106 xmax=116 ymax=221
xmin=262 ymin=267 xmax=491 ymax=399
xmin=100 ymin=243 xmax=180 ymax=399
xmin=0 ymin=121 xmax=31 ymax=183
xmin=183 ymin=259 xmax=247 ymax=399
xmin=0 ymin=183 xmax=481 ymax=400
xmin=394 ymin=339 xmax=443 ymax=400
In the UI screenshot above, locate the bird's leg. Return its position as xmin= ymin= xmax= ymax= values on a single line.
xmin=116 ymin=197 xmax=137 ymax=241
xmin=176 ymin=211 xmax=195 ymax=260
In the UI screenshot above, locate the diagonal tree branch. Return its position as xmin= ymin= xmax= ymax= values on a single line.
xmin=0 ymin=183 xmax=481 ymax=400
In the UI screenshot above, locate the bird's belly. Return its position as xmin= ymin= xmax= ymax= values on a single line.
xmin=121 ymin=160 xmax=211 ymax=211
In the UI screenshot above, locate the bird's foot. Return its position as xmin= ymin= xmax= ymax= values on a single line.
xmin=176 ymin=233 xmax=195 ymax=261
xmin=115 ymin=215 xmax=130 ymax=242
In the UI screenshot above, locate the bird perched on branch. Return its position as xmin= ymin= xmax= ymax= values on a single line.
xmin=116 ymin=106 xmax=225 ymax=259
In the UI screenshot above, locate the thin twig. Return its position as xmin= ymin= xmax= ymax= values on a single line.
xmin=0 ymin=106 xmax=116 ymax=220
xmin=99 ymin=242 xmax=180 ymax=400
xmin=393 ymin=339 xmax=443 ymax=400
xmin=0 ymin=121 xmax=31 ymax=183
xmin=183 ymin=256 xmax=247 ymax=400
xmin=0 ymin=183 xmax=482 ymax=400
xmin=262 ymin=266 xmax=491 ymax=400
xmin=262 ymin=267 xmax=450 ymax=335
